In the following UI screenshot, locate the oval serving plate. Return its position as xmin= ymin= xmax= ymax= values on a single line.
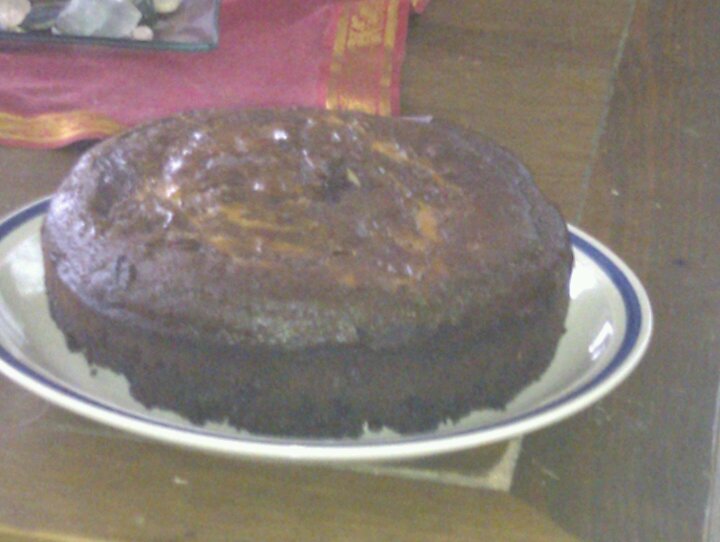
xmin=0 ymin=199 xmax=652 ymax=462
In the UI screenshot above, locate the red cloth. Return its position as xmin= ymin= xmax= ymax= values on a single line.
xmin=0 ymin=0 xmax=429 ymax=148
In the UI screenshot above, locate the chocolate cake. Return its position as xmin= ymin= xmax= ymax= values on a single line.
xmin=42 ymin=108 xmax=573 ymax=438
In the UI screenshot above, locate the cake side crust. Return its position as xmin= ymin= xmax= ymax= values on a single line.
xmin=44 ymin=240 xmax=570 ymax=437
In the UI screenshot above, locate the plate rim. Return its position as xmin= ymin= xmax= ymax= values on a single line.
xmin=0 ymin=198 xmax=653 ymax=462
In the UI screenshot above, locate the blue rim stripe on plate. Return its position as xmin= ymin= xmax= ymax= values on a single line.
xmin=0 ymin=199 xmax=49 ymax=238
xmin=0 ymin=199 xmax=643 ymax=448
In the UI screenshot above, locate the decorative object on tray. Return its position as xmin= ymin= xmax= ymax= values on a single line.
xmin=0 ymin=0 xmax=215 ymax=48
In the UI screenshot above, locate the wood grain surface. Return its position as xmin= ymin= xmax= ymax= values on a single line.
xmin=513 ymin=1 xmax=720 ymax=541
xmin=0 ymin=384 xmax=580 ymax=542
xmin=402 ymin=0 xmax=636 ymax=215
xmin=1 ymin=0 xmax=718 ymax=540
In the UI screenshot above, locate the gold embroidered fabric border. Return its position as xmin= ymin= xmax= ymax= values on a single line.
xmin=0 ymin=111 xmax=125 ymax=148
xmin=326 ymin=0 xmax=403 ymax=116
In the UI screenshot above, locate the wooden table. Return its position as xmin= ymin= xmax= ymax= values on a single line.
xmin=1 ymin=1 xmax=718 ymax=540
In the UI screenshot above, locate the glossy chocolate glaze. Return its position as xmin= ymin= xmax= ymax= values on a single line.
xmin=43 ymin=108 xmax=572 ymax=352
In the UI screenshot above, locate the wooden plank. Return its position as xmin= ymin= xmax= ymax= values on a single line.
xmin=0 ymin=146 xmax=82 ymax=217
xmin=513 ymin=0 xmax=720 ymax=540
xmin=0 ymin=387 xmax=581 ymax=542
xmin=402 ymin=0 xmax=636 ymax=217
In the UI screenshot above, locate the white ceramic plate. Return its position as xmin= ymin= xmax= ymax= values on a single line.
xmin=0 ymin=199 xmax=652 ymax=463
